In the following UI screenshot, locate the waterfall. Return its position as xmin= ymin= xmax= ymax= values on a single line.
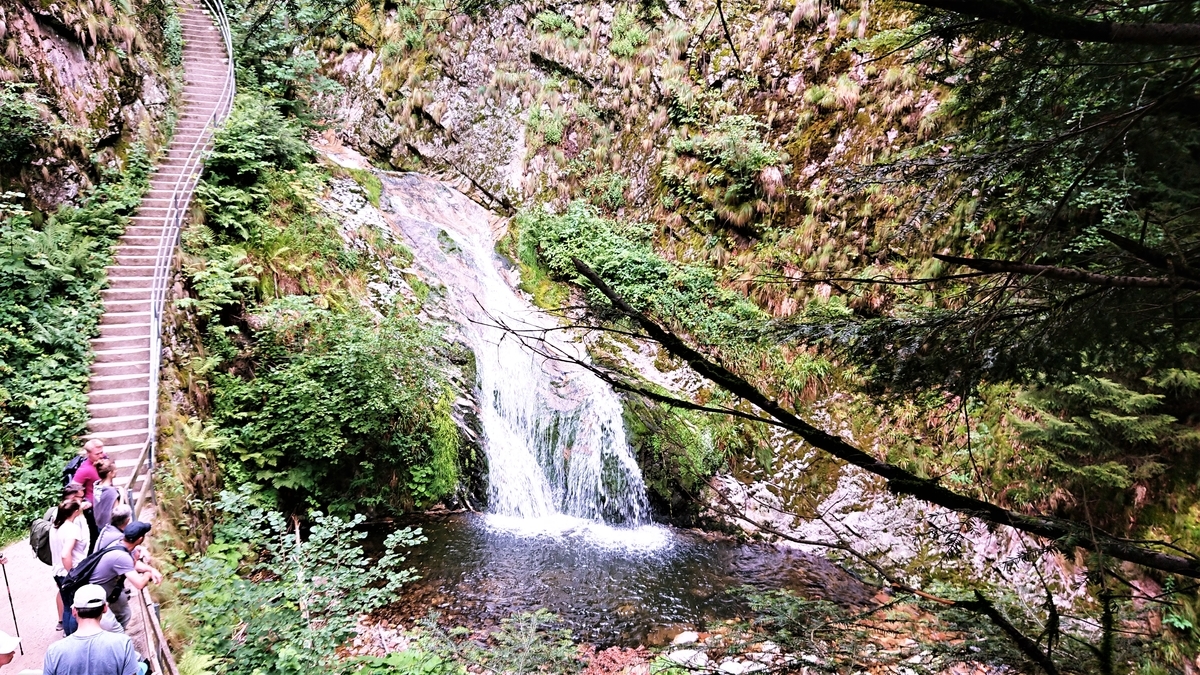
xmin=381 ymin=174 xmax=651 ymax=529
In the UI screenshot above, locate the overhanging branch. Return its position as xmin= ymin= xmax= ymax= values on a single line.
xmin=570 ymin=257 xmax=1200 ymax=579
xmin=933 ymin=253 xmax=1200 ymax=290
xmin=904 ymin=0 xmax=1200 ymax=46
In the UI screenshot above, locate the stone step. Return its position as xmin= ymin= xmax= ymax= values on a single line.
xmin=100 ymin=288 xmax=153 ymax=300
xmin=91 ymin=335 xmax=151 ymax=350
xmin=92 ymin=344 xmax=151 ymax=361
xmin=102 ymin=299 xmax=153 ymax=313
xmin=99 ymin=310 xmax=152 ymax=325
xmin=114 ymin=256 xmax=158 ymax=267
xmin=84 ymin=428 xmax=149 ymax=447
xmin=97 ymin=322 xmax=152 ymax=338
xmin=87 ymin=399 xmax=151 ymax=417
xmin=91 ymin=360 xmax=151 ymax=376
xmin=89 ymin=372 xmax=152 ymax=389
xmin=88 ymin=386 xmax=151 ymax=405
xmin=119 ymin=236 xmax=164 ymax=247
xmin=107 ymin=261 xmax=156 ymax=275
xmin=104 ymin=275 xmax=157 ymax=288
xmin=87 ymin=413 xmax=150 ymax=434
xmin=97 ymin=442 xmax=147 ymax=459
xmin=123 ymin=225 xmax=163 ymax=236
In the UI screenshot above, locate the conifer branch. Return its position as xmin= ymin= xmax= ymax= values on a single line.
xmin=571 ymin=257 xmax=1200 ymax=579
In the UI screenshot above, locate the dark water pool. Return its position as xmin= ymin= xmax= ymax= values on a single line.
xmin=378 ymin=513 xmax=871 ymax=647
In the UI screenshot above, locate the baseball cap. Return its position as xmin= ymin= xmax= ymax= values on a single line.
xmin=72 ymin=584 xmax=107 ymax=610
xmin=0 ymin=629 xmax=18 ymax=655
xmin=123 ymin=521 xmax=151 ymax=542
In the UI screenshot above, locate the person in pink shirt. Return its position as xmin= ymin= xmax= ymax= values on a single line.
xmin=71 ymin=439 xmax=107 ymax=551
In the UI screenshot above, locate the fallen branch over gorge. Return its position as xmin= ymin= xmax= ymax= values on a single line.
xmin=570 ymin=257 xmax=1200 ymax=579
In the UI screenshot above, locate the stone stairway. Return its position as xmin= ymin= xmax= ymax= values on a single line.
xmin=85 ymin=0 xmax=233 ymax=493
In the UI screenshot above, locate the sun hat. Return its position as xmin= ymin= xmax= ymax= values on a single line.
xmin=0 ymin=629 xmax=18 ymax=655
xmin=72 ymin=584 xmax=107 ymax=610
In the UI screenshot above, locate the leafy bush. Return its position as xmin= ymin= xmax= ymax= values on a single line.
xmin=583 ymin=171 xmax=629 ymax=212
xmin=407 ymin=610 xmax=585 ymax=674
xmin=516 ymin=202 xmax=766 ymax=349
xmin=204 ymin=95 xmax=312 ymax=187
xmin=0 ymin=85 xmax=49 ymax=164
xmin=210 ymin=306 xmax=458 ymax=515
xmin=532 ymin=11 xmax=585 ymax=40
xmin=609 ymin=11 xmax=648 ymax=58
xmin=163 ymin=6 xmax=184 ymax=68
xmin=663 ymin=115 xmax=786 ymax=228
xmin=177 ymin=487 xmax=425 ymax=675
xmin=0 ymin=150 xmax=148 ymax=542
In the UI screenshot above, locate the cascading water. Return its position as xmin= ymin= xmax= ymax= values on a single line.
xmin=381 ymin=173 xmax=651 ymax=530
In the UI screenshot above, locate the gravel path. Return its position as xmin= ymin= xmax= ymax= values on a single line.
xmin=1 ymin=538 xmax=62 ymax=673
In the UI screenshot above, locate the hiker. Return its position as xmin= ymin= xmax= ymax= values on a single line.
xmin=95 ymin=504 xmax=131 ymax=552
xmin=84 ymin=521 xmax=162 ymax=631
xmin=0 ymin=630 xmax=17 ymax=668
xmin=43 ymin=585 xmax=142 ymax=675
xmin=50 ymin=500 xmax=85 ymax=631
xmin=70 ymin=439 xmax=107 ymax=551
xmin=93 ymin=459 xmax=120 ymax=532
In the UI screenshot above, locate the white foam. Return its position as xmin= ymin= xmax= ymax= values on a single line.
xmin=481 ymin=513 xmax=674 ymax=552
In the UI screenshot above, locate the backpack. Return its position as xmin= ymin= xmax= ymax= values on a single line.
xmin=29 ymin=511 xmax=53 ymax=565
xmin=63 ymin=455 xmax=86 ymax=486
xmin=59 ymin=543 xmax=128 ymax=606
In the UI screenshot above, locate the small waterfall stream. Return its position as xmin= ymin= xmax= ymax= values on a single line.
xmin=381 ymin=173 xmax=652 ymax=532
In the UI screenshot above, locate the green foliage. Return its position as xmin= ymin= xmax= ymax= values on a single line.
xmin=354 ymin=650 xmax=464 ymax=675
xmin=175 ymin=246 xmax=257 ymax=319
xmin=516 ymin=202 xmax=766 ymax=349
xmin=527 ymin=107 xmax=565 ymax=146
xmin=609 ymin=10 xmax=648 ymax=59
xmin=0 ymin=85 xmax=50 ymax=164
xmin=177 ymin=487 xmax=425 ymax=675
xmin=205 ymin=95 xmax=312 ymax=186
xmin=345 ymin=168 xmax=383 ymax=207
xmin=1010 ymin=374 xmax=1200 ymax=527
xmin=0 ymin=149 xmax=149 ymax=542
xmin=409 ymin=610 xmax=585 ymax=674
xmin=163 ymin=5 xmax=184 ymax=68
xmin=622 ymin=398 xmax=733 ymax=518
xmin=583 ymin=171 xmax=629 ymax=212
xmin=532 ymin=11 xmax=585 ymax=40
xmin=210 ymin=306 xmax=457 ymax=515
xmin=225 ymin=0 xmax=351 ymax=109
xmin=663 ymin=115 xmax=786 ymax=228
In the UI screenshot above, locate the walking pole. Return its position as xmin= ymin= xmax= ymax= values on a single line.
xmin=1 ymin=563 xmax=21 ymax=655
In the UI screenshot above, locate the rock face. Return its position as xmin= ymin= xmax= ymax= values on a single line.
xmin=0 ymin=0 xmax=172 ymax=210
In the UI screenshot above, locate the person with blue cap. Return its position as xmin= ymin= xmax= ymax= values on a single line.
xmin=78 ymin=521 xmax=162 ymax=633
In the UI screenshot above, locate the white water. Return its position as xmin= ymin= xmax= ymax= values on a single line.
xmin=381 ymin=174 xmax=654 ymax=532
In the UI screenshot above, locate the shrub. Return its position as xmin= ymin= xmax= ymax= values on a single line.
xmin=0 ymin=150 xmax=148 ymax=543
xmin=210 ymin=307 xmax=458 ymax=515
xmin=610 ymin=10 xmax=648 ymax=58
xmin=178 ymin=487 xmax=425 ymax=675
xmin=0 ymin=85 xmax=49 ymax=164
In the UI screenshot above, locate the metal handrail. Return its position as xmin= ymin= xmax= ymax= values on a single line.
xmin=143 ymin=0 xmax=236 ymax=470
xmin=124 ymin=2 xmax=235 ymax=673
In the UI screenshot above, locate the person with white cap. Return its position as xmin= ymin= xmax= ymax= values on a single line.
xmin=0 ymin=630 xmax=18 ymax=668
xmin=43 ymin=585 xmax=140 ymax=675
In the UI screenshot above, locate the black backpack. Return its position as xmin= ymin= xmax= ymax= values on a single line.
xmin=63 ymin=455 xmax=86 ymax=486
xmin=59 ymin=543 xmax=128 ymax=605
